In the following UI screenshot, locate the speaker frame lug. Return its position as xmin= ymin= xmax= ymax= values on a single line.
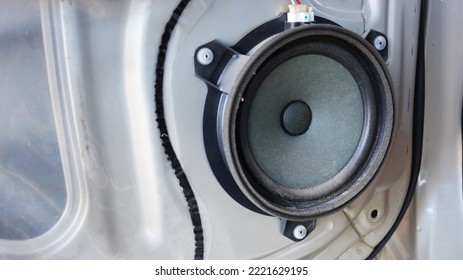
xmin=281 ymin=219 xmax=317 ymax=242
xmin=194 ymin=41 xmax=250 ymax=94
xmin=365 ymin=29 xmax=389 ymax=60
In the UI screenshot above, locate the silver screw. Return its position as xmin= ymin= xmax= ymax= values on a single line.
xmin=197 ymin=48 xmax=214 ymax=65
xmin=373 ymin=35 xmax=387 ymax=51
xmin=293 ymin=225 xmax=307 ymax=240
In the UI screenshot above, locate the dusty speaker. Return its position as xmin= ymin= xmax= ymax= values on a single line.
xmin=197 ymin=23 xmax=394 ymax=221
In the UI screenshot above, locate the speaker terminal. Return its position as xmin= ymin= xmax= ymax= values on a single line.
xmin=287 ymin=0 xmax=315 ymax=25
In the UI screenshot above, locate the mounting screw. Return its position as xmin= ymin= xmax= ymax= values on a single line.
xmin=293 ymin=225 xmax=308 ymax=240
xmin=281 ymin=220 xmax=316 ymax=242
xmin=197 ymin=48 xmax=214 ymax=65
xmin=373 ymin=35 xmax=387 ymax=51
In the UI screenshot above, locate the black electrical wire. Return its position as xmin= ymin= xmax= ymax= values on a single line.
xmin=367 ymin=0 xmax=428 ymax=259
xmin=154 ymin=0 xmax=204 ymax=260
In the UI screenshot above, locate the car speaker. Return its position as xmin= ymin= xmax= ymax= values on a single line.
xmin=197 ymin=23 xmax=393 ymax=221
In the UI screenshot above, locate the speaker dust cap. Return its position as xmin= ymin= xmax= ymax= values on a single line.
xmin=222 ymin=24 xmax=394 ymax=220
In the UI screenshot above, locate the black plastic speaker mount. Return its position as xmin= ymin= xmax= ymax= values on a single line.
xmin=195 ymin=15 xmax=394 ymax=240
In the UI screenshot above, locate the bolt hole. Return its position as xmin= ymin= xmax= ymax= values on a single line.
xmin=370 ymin=209 xmax=379 ymax=219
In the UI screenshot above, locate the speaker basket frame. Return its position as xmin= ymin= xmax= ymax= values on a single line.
xmin=220 ymin=25 xmax=394 ymax=220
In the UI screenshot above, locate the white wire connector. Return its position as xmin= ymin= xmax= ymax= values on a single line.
xmin=287 ymin=4 xmax=314 ymax=23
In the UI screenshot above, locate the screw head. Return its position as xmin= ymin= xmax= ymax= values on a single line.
xmin=293 ymin=225 xmax=307 ymax=240
xmin=197 ymin=48 xmax=214 ymax=65
xmin=373 ymin=35 xmax=387 ymax=51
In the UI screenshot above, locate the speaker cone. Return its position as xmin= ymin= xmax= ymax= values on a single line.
xmin=223 ymin=25 xmax=394 ymax=220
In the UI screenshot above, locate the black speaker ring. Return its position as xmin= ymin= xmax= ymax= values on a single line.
xmin=222 ymin=24 xmax=394 ymax=220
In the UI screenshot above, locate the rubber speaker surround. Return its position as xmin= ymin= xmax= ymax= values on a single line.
xmin=222 ymin=25 xmax=394 ymax=220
